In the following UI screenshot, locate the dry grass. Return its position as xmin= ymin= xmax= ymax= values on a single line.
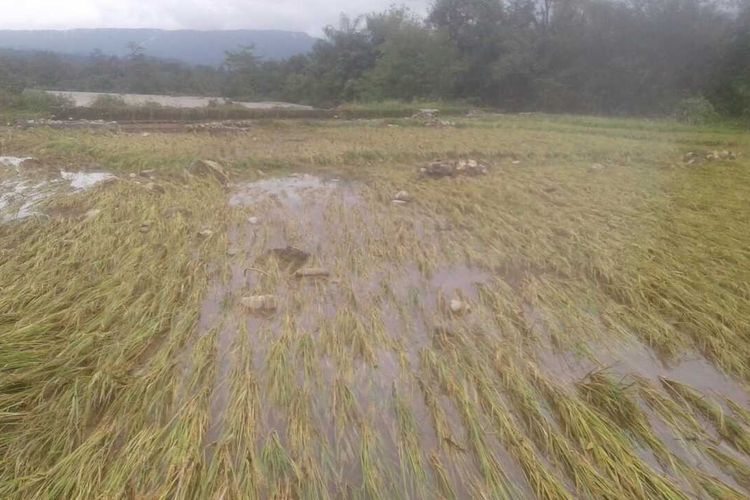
xmin=1 ymin=113 xmax=749 ymax=498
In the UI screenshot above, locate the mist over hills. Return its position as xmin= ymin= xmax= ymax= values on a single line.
xmin=0 ymin=29 xmax=317 ymax=65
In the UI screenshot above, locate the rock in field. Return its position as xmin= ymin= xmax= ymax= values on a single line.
xmin=393 ymin=190 xmax=412 ymax=202
xmin=448 ymin=296 xmax=471 ymax=315
xmin=420 ymin=159 xmax=489 ymax=178
xmin=185 ymin=159 xmax=230 ymax=185
xmin=240 ymin=295 xmax=278 ymax=312
xmin=145 ymin=182 xmax=165 ymax=194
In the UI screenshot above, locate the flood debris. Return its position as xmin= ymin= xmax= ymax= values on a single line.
xmin=412 ymin=108 xmax=439 ymax=120
xmin=420 ymin=159 xmax=489 ymax=178
xmin=240 ymin=295 xmax=278 ymax=313
xmin=683 ymin=150 xmax=738 ymax=165
xmin=294 ymin=267 xmax=330 ymax=278
xmin=187 ymin=121 xmax=254 ymax=133
xmin=410 ymin=108 xmax=455 ymax=127
xmin=185 ymin=159 xmax=230 ymax=185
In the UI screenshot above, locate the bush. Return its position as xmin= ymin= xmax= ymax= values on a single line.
xmin=0 ymin=88 xmax=19 ymax=107
xmin=15 ymin=90 xmax=73 ymax=111
xmin=674 ymin=96 xmax=720 ymax=125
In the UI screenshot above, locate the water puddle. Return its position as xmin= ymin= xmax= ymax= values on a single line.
xmin=189 ymin=174 xmax=523 ymax=493
xmin=61 ymin=171 xmax=115 ymax=190
xmin=0 ymin=156 xmax=33 ymax=169
xmin=0 ymin=156 xmax=114 ymax=221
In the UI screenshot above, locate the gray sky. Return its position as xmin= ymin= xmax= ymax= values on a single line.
xmin=0 ymin=0 xmax=429 ymax=35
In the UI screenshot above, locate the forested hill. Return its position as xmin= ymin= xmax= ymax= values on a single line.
xmin=0 ymin=29 xmax=317 ymax=65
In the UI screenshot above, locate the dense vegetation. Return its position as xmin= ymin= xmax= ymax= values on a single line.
xmin=1 ymin=0 xmax=749 ymax=118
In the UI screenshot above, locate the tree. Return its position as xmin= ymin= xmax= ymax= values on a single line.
xmin=359 ymin=12 xmax=463 ymax=100
xmin=428 ymin=0 xmax=507 ymax=102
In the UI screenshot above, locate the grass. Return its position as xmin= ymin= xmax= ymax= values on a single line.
xmin=1 ymin=112 xmax=750 ymax=498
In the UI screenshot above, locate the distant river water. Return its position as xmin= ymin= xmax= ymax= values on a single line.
xmin=45 ymin=90 xmax=314 ymax=110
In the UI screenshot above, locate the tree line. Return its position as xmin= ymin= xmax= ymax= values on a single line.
xmin=1 ymin=0 xmax=749 ymax=118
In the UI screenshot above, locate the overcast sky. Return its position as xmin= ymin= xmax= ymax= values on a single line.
xmin=0 ymin=0 xmax=429 ymax=35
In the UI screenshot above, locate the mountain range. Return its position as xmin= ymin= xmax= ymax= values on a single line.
xmin=0 ymin=29 xmax=317 ymax=66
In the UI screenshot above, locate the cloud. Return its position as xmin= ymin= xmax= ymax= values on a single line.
xmin=0 ymin=0 xmax=429 ymax=35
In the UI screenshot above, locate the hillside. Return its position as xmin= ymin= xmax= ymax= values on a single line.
xmin=0 ymin=29 xmax=317 ymax=65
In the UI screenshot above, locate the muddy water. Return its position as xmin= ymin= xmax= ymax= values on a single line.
xmin=194 ymin=174 xmax=512 ymax=495
xmin=0 ymin=156 xmax=114 ymax=221
xmin=191 ymin=173 xmax=750 ymax=497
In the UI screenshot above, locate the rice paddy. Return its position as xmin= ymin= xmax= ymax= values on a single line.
xmin=1 ymin=113 xmax=750 ymax=498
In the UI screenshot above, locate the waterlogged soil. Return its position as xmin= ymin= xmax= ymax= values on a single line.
xmin=0 ymin=156 xmax=114 ymax=221
xmin=185 ymin=173 xmax=750 ymax=497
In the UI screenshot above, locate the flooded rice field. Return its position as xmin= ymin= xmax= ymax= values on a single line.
xmin=172 ymin=172 xmax=750 ymax=498
xmin=2 ymin=113 xmax=750 ymax=499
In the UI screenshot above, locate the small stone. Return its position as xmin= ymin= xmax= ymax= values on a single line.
xmin=295 ymin=267 xmax=330 ymax=278
xmin=140 ymin=169 xmax=156 ymax=178
xmin=450 ymin=299 xmax=464 ymax=313
xmin=392 ymin=200 xmax=408 ymax=206
xmin=85 ymin=208 xmax=102 ymax=219
xmin=589 ymin=163 xmax=605 ymax=171
xmin=198 ymin=229 xmax=214 ymax=238
xmin=393 ymin=190 xmax=412 ymax=202
xmin=141 ymin=132 xmax=151 ymax=137
xmin=128 ymin=173 xmax=137 ymax=178
xmin=145 ymin=182 xmax=165 ymax=194
xmin=448 ymin=297 xmax=471 ymax=315
xmin=512 ymin=160 xmax=521 ymax=165
xmin=240 ymin=295 xmax=277 ymax=312
xmin=247 ymin=216 xmax=260 ymax=225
